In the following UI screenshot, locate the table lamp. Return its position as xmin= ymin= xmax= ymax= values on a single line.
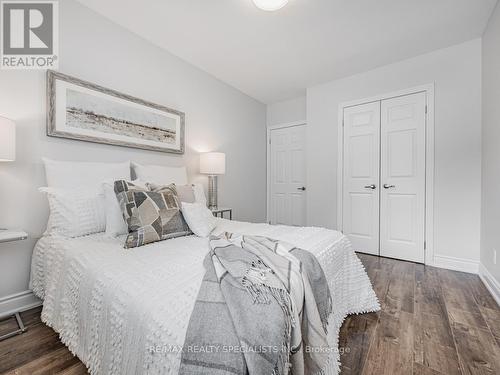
xmin=200 ymin=152 xmax=225 ymax=209
xmin=0 ymin=116 xmax=15 ymax=162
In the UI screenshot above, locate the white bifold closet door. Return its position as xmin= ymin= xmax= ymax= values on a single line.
xmin=380 ymin=92 xmax=426 ymax=263
xmin=343 ymin=92 xmax=426 ymax=263
xmin=342 ymin=102 xmax=381 ymax=256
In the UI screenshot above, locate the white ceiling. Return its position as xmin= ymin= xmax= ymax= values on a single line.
xmin=76 ymin=0 xmax=497 ymax=104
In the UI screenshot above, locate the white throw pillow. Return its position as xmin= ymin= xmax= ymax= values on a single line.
xmin=40 ymin=187 xmax=106 ymax=237
xmin=192 ymin=183 xmax=207 ymax=205
xmin=132 ymin=162 xmax=188 ymax=185
xmin=43 ymin=159 xmax=130 ymax=190
xmin=181 ymin=202 xmax=217 ymax=237
xmin=103 ymin=179 xmax=148 ymax=237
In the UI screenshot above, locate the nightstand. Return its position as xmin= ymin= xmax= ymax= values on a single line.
xmin=211 ymin=207 xmax=233 ymax=220
xmin=0 ymin=229 xmax=29 ymax=341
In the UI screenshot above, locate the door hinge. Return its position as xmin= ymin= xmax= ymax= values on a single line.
xmin=424 ymin=241 xmax=426 ymax=250
xmin=269 ymin=139 xmax=271 ymax=145
xmin=425 ymin=105 xmax=428 ymax=114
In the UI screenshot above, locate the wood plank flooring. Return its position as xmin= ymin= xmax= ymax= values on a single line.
xmin=340 ymin=254 xmax=499 ymax=375
xmin=0 ymin=253 xmax=498 ymax=374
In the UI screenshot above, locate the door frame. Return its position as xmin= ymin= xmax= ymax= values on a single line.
xmin=267 ymin=121 xmax=307 ymax=224
xmin=337 ymin=84 xmax=435 ymax=265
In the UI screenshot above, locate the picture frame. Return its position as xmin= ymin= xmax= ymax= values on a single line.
xmin=46 ymin=70 xmax=185 ymax=154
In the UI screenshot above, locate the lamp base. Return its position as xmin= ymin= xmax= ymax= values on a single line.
xmin=208 ymin=175 xmax=218 ymax=210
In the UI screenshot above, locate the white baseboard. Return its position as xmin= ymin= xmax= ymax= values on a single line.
xmin=479 ymin=263 xmax=500 ymax=307
xmin=0 ymin=290 xmax=42 ymax=318
xmin=432 ymin=254 xmax=479 ymax=274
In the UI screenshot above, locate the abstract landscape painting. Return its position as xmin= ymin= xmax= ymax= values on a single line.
xmin=47 ymin=70 xmax=185 ymax=153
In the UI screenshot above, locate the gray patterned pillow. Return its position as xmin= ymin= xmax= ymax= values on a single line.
xmin=114 ymin=180 xmax=149 ymax=227
xmin=122 ymin=189 xmax=192 ymax=248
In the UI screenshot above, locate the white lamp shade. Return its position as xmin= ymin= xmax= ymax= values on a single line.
xmin=0 ymin=116 xmax=15 ymax=162
xmin=252 ymin=0 xmax=289 ymax=11
xmin=200 ymin=152 xmax=226 ymax=175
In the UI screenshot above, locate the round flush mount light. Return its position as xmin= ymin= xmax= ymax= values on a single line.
xmin=252 ymin=0 xmax=289 ymax=11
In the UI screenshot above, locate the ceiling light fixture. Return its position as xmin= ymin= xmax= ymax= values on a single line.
xmin=252 ymin=0 xmax=289 ymax=11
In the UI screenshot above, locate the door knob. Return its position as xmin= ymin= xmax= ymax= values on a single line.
xmin=364 ymin=184 xmax=376 ymax=190
xmin=383 ymin=184 xmax=396 ymax=189
xmin=297 ymin=187 xmax=306 ymax=191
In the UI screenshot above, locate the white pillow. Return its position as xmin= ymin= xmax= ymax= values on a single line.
xmin=132 ymin=162 xmax=187 ymax=185
xmin=39 ymin=187 xmax=106 ymax=237
xmin=43 ymin=159 xmax=130 ymax=190
xmin=192 ymin=184 xmax=207 ymax=205
xmin=103 ymin=179 xmax=148 ymax=237
xmin=181 ymin=202 xmax=217 ymax=237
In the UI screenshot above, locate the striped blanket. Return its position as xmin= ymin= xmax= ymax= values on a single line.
xmin=179 ymin=233 xmax=333 ymax=375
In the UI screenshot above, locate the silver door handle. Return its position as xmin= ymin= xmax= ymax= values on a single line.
xmin=383 ymin=184 xmax=395 ymax=189
xmin=364 ymin=184 xmax=376 ymax=190
xmin=297 ymin=187 xmax=306 ymax=191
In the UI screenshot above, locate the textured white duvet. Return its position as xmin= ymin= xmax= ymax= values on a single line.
xmin=30 ymin=219 xmax=379 ymax=375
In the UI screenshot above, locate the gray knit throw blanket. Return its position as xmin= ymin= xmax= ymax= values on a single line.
xmin=179 ymin=233 xmax=333 ymax=375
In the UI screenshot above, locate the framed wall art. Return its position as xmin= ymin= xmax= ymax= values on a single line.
xmin=47 ymin=70 xmax=185 ymax=154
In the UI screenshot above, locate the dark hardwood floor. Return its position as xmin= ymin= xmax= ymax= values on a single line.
xmin=340 ymin=254 xmax=500 ymax=375
xmin=0 ymin=253 xmax=498 ymax=374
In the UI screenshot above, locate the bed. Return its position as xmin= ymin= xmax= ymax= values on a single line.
xmin=30 ymin=217 xmax=379 ymax=375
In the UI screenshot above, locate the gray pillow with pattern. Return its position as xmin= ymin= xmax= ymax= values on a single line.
xmin=114 ymin=180 xmax=149 ymax=228
xmin=115 ymin=180 xmax=191 ymax=248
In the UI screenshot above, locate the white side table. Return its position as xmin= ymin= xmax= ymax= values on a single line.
xmin=0 ymin=229 xmax=28 ymax=341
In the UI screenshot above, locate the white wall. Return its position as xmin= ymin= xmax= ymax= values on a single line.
xmin=307 ymin=39 xmax=482 ymax=265
xmin=481 ymin=3 xmax=500 ymax=285
xmin=267 ymin=96 xmax=306 ymax=126
xmin=0 ymin=0 xmax=266 ymax=313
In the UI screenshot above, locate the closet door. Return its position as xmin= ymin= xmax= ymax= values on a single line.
xmin=342 ymin=102 xmax=380 ymax=255
xmin=380 ymin=92 xmax=426 ymax=263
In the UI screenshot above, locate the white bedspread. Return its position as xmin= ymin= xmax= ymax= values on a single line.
xmin=30 ymin=219 xmax=379 ymax=375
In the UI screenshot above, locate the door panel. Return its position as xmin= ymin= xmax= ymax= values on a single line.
xmin=380 ymin=92 xmax=426 ymax=263
xmin=270 ymin=125 xmax=306 ymax=226
xmin=291 ymin=149 xmax=305 ymax=182
xmin=386 ymin=194 xmax=415 ymax=242
xmin=349 ymin=192 xmax=375 ymax=237
xmin=342 ymin=102 xmax=380 ymax=255
xmin=274 ymin=193 xmax=287 ymax=224
xmin=387 ymin=130 xmax=416 ymax=177
xmin=290 ymin=193 xmax=305 ymax=226
xmin=349 ymin=134 xmax=374 ymax=177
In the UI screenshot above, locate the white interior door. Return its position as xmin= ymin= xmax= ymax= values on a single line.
xmin=269 ymin=125 xmax=307 ymax=226
xmin=342 ymin=102 xmax=381 ymax=255
xmin=380 ymin=92 xmax=426 ymax=263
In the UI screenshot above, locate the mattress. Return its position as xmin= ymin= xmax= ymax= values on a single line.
xmin=30 ymin=219 xmax=379 ymax=375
